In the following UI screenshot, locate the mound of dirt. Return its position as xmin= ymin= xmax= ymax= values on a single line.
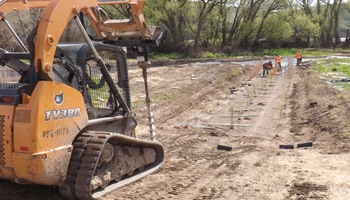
xmin=290 ymin=62 xmax=350 ymax=154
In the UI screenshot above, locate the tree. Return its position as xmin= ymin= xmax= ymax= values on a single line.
xmin=251 ymin=0 xmax=288 ymax=49
xmin=223 ymin=0 xmax=244 ymax=50
xmin=260 ymin=12 xmax=293 ymax=48
xmin=145 ymin=0 xmax=190 ymax=52
xmin=237 ymin=0 xmax=265 ymax=49
xmin=0 ymin=9 xmax=42 ymax=52
xmin=287 ymin=12 xmax=320 ymax=47
xmin=294 ymin=0 xmax=343 ymax=48
xmin=330 ymin=0 xmax=343 ymax=47
xmin=314 ymin=0 xmax=331 ymax=47
xmin=193 ymin=0 xmax=221 ymax=50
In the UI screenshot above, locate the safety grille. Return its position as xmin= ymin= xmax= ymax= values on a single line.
xmin=85 ymin=49 xmax=130 ymax=110
xmin=0 ymin=115 xmax=5 ymax=166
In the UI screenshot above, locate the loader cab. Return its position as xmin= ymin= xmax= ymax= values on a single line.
xmin=0 ymin=43 xmax=131 ymax=120
xmin=55 ymin=43 xmax=131 ymax=119
xmin=0 ymin=46 xmax=79 ymax=106
xmin=0 ymin=48 xmax=35 ymax=105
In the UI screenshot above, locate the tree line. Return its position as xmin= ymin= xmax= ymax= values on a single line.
xmin=0 ymin=0 xmax=349 ymax=55
xmin=145 ymin=0 xmax=350 ymax=55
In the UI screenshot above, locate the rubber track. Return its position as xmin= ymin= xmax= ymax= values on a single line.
xmin=60 ymin=131 xmax=164 ymax=200
xmin=59 ymin=132 xmax=94 ymax=199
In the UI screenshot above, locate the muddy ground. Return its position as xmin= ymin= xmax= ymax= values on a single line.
xmin=1 ymin=57 xmax=350 ymax=200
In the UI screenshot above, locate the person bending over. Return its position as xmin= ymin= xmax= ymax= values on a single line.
xmin=262 ymin=61 xmax=273 ymax=77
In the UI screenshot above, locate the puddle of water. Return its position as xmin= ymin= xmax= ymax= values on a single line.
xmin=195 ymin=61 xmax=222 ymax=65
xmin=320 ymin=71 xmax=350 ymax=90
xmin=231 ymin=61 xmax=260 ymax=66
xmin=338 ymin=62 xmax=350 ymax=66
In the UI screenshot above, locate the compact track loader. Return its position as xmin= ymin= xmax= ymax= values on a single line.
xmin=0 ymin=0 xmax=164 ymax=199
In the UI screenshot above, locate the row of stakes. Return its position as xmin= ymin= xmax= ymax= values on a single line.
xmin=217 ymin=73 xmax=272 ymax=151
xmin=218 ymin=63 xmax=303 ymax=151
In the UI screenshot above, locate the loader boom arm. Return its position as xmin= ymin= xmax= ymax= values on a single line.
xmin=0 ymin=0 xmax=159 ymax=80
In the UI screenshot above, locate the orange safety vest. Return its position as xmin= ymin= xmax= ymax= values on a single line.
xmin=296 ymin=52 xmax=302 ymax=59
xmin=276 ymin=56 xmax=281 ymax=62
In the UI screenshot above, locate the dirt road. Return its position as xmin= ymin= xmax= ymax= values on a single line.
xmin=1 ymin=58 xmax=350 ymax=199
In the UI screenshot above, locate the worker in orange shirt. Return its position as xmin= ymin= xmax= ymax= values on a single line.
xmin=275 ymin=55 xmax=282 ymax=71
xmin=296 ymin=51 xmax=302 ymax=66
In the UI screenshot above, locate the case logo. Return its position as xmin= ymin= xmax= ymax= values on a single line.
xmin=54 ymin=91 xmax=64 ymax=105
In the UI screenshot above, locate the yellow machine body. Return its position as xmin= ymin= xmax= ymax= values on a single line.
xmin=0 ymin=81 xmax=88 ymax=185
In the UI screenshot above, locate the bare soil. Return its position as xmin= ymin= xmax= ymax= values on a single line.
xmin=2 ymin=58 xmax=350 ymax=200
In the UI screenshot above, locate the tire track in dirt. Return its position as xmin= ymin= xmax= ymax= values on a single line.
xmin=283 ymin=61 xmax=350 ymax=199
xmin=129 ymin=63 xmax=222 ymax=99
xmin=100 ymin=62 xmax=295 ymax=200
xmin=129 ymin=64 xmax=224 ymax=127
xmin=196 ymin=66 xmax=298 ymax=199
xmin=107 ymin=125 xmax=258 ymax=200
xmin=117 ymin=62 xmax=292 ymax=200
xmin=113 ymin=155 xmax=243 ymax=200
xmin=132 ymin=63 xmax=251 ymax=126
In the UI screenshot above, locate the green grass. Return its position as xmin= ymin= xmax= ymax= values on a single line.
xmin=150 ymin=48 xmax=340 ymax=60
xmin=150 ymin=52 xmax=184 ymax=60
xmin=342 ymin=84 xmax=350 ymax=90
xmin=131 ymin=91 xmax=178 ymax=110
xmin=202 ymin=51 xmax=229 ymax=59
xmin=132 ymin=98 xmax=146 ymax=109
xmin=339 ymin=132 xmax=349 ymax=139
xmin=262 ymin=48 xmax=334 ymax=57
xmin=316 ymin=58 xmax=350 ymax=76
xmin=219 ymin=68 xmax=242 ymax=82
xmin=153 ymin=91 xmax=177 ymax=102
xmin=316 ymin=58 xmax=350 ymax=90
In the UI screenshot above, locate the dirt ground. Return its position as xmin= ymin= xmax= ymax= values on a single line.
xmin=1 ymin=57 xmax=350 ymax=200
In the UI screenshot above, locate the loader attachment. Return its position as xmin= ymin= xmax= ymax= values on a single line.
xmin=103 ymin=25 xmax=166 ymax=47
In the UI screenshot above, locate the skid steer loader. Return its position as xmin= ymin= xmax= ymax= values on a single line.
xmin=0 ymin=0 xmax=164 ymax=199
